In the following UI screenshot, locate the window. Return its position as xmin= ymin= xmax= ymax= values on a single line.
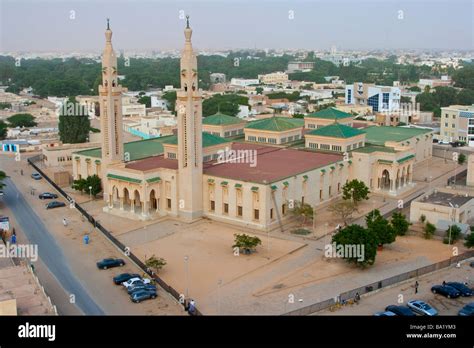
xmin=248 ymin=136 xmax=256 ymax=141
xmin=282 ymin=204 xmax=286 ymax=215
xmin=301 ymin=196 xmax=304 ymax=204
xmin=320 ymin=144 xmax=330 ymax=150
xmin=359 ymin=142 xmax=363 ymax=147
xmin=347 ymin=89 xmax=352 ymax=104
xmin=347 ymin=144 xmax=351 ymax=151
xmin=367 ymin=94 xmax=379 ymax=112
xmin=268 ymin=138 xmax=277 ymax=144
xmin=238 ymin=129 xmax=244 ymax=134
xmin=382 ymin=93 xmax=389 ymax=109
xmin=453 ymin=115 xmax=456 ymax=119
xmin=281 ymin=137 xmax=287 ymax=143
xmin=210 ymin=200 xmax=215 ymax=211
xmin=167 ymin=152 xmax=177 ymax=159
xmin=237 ymin=206 xmax=243 ymax=217
xmin=308 ymin=124 xmax=316 ymax=129
xmin=309 ymin=143 xmax=318 ymax=149
xmin=203 ymin=155 xmax=211 ymax=162
xmin=270 ymin=208 xmax=274 ymax=220
xmin=329 ymin=185 xmax=332 ymax=196
xmin=257 ymin=136 xmax=266 ymax=142
xmin=224 ymin=131 xmax=230 ymax=137
xmin=223 ymin=203 xmax=229 ymax=214
xmin=445 ymin=123 xmax=448 ymax=127
xmin=331 ymin=145 xmax=342 ymax=152
xmin=254 ymin=209 xmax=259 ymax=220
xmin=319 ymin=189 xmax=323 ymax=200
xmin=167 ymin=199 xmax=171 ymax=209
xmin=294 ymin=134 xmax=300 ymax=140
xmin=231 ymin=130 xmax=237 ymax=136
xmin=452 ymin=124 xmax=455 ymax=128
xmin=288 ymin=136 xmax=294 ymax=142
xmin=338 ymin=183 xmax=341 ymax=193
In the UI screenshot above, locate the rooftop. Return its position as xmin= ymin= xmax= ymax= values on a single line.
xmin=203 ymin=113 xmax=246 ymax=126
xmin=306 ymin=123 xmax=365 ymax=138
xmin=203 ymin=143 xmax=342 ymax=184
xmin=352 ymin=145 xmax=396 ymax=154
xmin=75 ymin=133 xmax=229 ymax=160
xmin=306 ymin=107 xmax=353 ymax=120
xmin=125 ymin=155 xmax=179 ymax=171
xmin=421 ymin=191 xmax=474 ymax=207
xmin=363 ymin=126 xmax=431 ymax=146
xmin=244 ymin=116 xmax=304 ymax=132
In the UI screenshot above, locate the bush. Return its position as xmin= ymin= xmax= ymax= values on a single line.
xmin=419 ymin=214 xmax=426 ymax=224
xmin=424 ymin=222 xmax=436 ymax=239
xmin=233 ymin=234 xmax=262 ymax=254
xmin=464 ymin=233 xmax=474 ymax=248
xmin=443 ymin=225 xmax=461 ymax=244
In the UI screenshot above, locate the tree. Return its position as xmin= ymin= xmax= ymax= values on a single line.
xmin=443 ymin=225 xmax=461 ymax=244
xmin=290 ymin=200 xmax=314 ymax=226
xmin=202 ymin=94 xmax=248 ymax=117
xmin=408 ymin=86 xmax=421 ymax=92
xmin=232 ymin=234 xmax=262 ymax=254
xmin=366 ymin=209 xmax=396 ymax=247
xmin=424 ymin=222 xmax=436 ymax=239
xmin=58 ymin=98 xmax=90 ymax=144
xmin=0 ymin=120 xmax=7 ymax=140
xmin=162 ymin=91 xmax=177 ymax=113
xmin=85 ymin=175 xmax=102 ymax=197
xmin=7 ymin=113 xmax=37 ymax=128
xmin=342 ymin=179 xmax=370 ymax=206
xmin=255 ymin=87 xmax=263 ymax=94
xmin=327 ymin=201 xmax=356 ymax=226
xmin=138 ymin=95 xmax=151 ymax=108
xmin=72 ymin=178 xmax=87 ymax=193
xmin=331 ymin=224 xmax=378 ymax=267
xmin=145 ymin=255 xmax=166 ymax=273
xmin=391 ymin=212 xmax=410 ymax=236
xmin=464 ymin=232 xmax=474 ymax=248
xmin=0 ymin=171 xmax=7 ymax=189
xmin=458 ymin=153 xmax=466 ymax=165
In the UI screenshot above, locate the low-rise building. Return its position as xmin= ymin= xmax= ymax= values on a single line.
xmin=203 ymin=113 xmax=246 ymax=138
xmin=305 ymin=123 xmax=366 ymax=153
xmin=258 ymin=72 xmax=289 ymax=85
xmin=345 ymin=83 xmax=401 ymax=113
xmin=304 ymin=107 xmax=354 ymax=129
xmin=440 ymin=104 xmax=474 ymax=145
xmin=244 ymin=117 xmax=304 ymax=145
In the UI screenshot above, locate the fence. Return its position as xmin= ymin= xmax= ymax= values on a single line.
xmin=27 ymin=155 xmax=201 ymax=315
xmin=284 ymin=249 xmax=474 ymax=316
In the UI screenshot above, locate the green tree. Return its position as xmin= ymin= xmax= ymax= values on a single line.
xmin=255 ymin=87 xmax=263 ymax=94
xmin=331 ymin=224 xmax=378 ymax=267
xmin=342 ymin=179 xmax=370 ymax=206
xmin=458 ymin=153 xmax=466 ymax=165
xmin=232 ymin=234 xmax=262 ymax=254
xmin=0 ymin=102 xmax=11 ymax=109
xmin=464 ymin=232 xmax=474 ymax=248
xmin=456 ymin=89 xmax=474 ymax=105
xmin=202 ymin=94 xmax=248 ymax=117
xmin=72 ymin=178 xmax=87 ymax=193
xmin=391 ymin=212 xmax=410 ymax=236
xmin=366 ymin=209 xmax=397 ymax=246
xmin=408 ymin=86 xmax=421 ymax=92
xmin=443 ymin=225 xmax=461 ymax=244
xmin=145 ymin=255 xmax=167 ymax=273
xmin=162 ymin=91 xmax=177 ymax=113
xmin=7 ymin=113 xmax=37 ymax=128
xmin=327 ymin=201 xmax=355 ymax=226
xmin=0 ymin=120 xmax=7 ymax=140
xmin=0 ymin=171 xmax=8 ymax=189
xmin=85 ymin=175 xmax=102 ymax=197
xmin=424 ymin=222 xmax=436 ymax=239
xmin=290 ymin=200 xmax=314 ymax=226
xmin=58 ymin=97 xmax=90 ymax=144
xmin=138 ymin=95 xmax=151 ymax=108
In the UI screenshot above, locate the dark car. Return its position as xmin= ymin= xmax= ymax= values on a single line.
xmin=96 ymin=258 xmax=125 ymax=270
xmin=31 ymin=173 xmax=42 ymax=180
xmin=431 ymin=285 xmax=461 ymax=298
xmin=458 ymin=303 xmax=474 ymax=316
xmin=471 ymin=261 xmax=474 ymax=268
xmin=127 ymin=283 xmax=157 ymax=295
xmin=113 ymin=273 xmax=140 ymax=285
xmin=45 ymin=201 xmax=66 ymax=209
xmin=130 ymin=289 xmax=157 ymax=303
xmin=385 ymin=305 xmax=416 ymax=316
xmin=39 ymin=192 xmax=58 ymax=200
xmin=445 ymin=282 xmax=473 ymax=297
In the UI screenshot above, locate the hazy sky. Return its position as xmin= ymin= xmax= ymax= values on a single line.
xmin=0 ymin=0 xmax=473 ymax=52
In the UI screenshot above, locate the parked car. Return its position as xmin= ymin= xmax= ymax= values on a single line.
xmin=407 ymin=300 xmax=438 ymax=316
xmin=471 ymin=261 xmax=474 ymax=268
xmin=113 ymin=273 xmax=140 ymax=285
xmin=446 ymin=282 xmax=473 ymax=297
xmin=31 ymin=173 xmax=42 ymax=180
xmin=374 ymin=311 xmax=396 ymax=316
xmin=385 ymin=305 xmax=416 ymax=316
xmin=127 ymin=283 xmax=157 ymax=295
xmin=96 ymin=258 xmax=125 ymax=270
xmin=431 ymin=285 xmax=461 ymax=298
xmin=130 ymin=289 xmax=157 ymax=303
xmin=45 ymin=201 xmax=66 ymax=209
xmin=39 ymin=192 xmax=58 ymax=200
xmin=458 ymin=303 xmax=474 ymax=316
xmin=0 ymin=190 xmax=4 ymax=196
xmin=122 ymin=277 xmax=151 ymax=289
xmin=438 ymin=140 xmax=450 ymax=145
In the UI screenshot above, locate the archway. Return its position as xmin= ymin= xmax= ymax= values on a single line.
xmin=112 ymin=185 xmax=119 ymax=208
xmin=402 ymin=167 xmax=407 ymax=186
xmin=123 ymin=188 xmax=131 ymax=208
xmin=396 ymin=169 xmax=400 ymax=189
xmin=150 ymin=189 xmax=158 ymax=212
xmin=381 ymin=170 xmax=391 ymax=191
xmin=133 ymin=190 xmax=141 ymax=212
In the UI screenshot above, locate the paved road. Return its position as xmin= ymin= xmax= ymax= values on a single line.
xmin=2 ymin=177 xmax=105 ymax=315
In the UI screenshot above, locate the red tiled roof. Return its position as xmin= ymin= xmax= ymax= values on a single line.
xmin=125 ymin=155 xmax=178 ymax=171
xmin=204 ymin=143 xmax=342 ymax=184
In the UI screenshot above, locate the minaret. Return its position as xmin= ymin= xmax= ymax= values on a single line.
xmin=99 ymin=19 xmax=124 ymax=199
xmin=176 ymin=16 xmax=203 ymax=221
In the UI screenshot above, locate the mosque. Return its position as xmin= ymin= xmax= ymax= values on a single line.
xmin=72 ymin=19 xmax=433 ymax=230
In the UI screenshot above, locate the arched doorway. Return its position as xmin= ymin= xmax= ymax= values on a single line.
xmin=133 ymin=190 xmax=141 ymax=213
xmin=112 ymin=185 xmax=119 ymax=208
xmin=150 ymin=189 xmax=158 ymax=212
xmin=381 ymin=170 xmax=391 ymax=191
xmin=123 ymin=188 xmax=131 ymax=209
xmin=396 ymin=169 xmax=400 ymax=189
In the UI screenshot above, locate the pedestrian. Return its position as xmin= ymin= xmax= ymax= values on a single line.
xmin=188 ymin=299 xmax=196 ymax=315
xmin=62 ymin=218 xmax=68 ymax=226
xmin=415 ymin=281 xmax=419 ymax=294
xmin=442 ymin=280 xmax=446 ymax=286
xmin=354 ymin=292 xmax=360 ymax=304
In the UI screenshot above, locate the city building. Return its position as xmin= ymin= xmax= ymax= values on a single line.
xmin=122 ymin=96 xmax=146 ymax=117
xmin=418 ymin=76 xmax=452 ymax=89
xmin=244 ymin=117 xmax=304 ymax=144
xmin=345 ymin=83 xmax=401 ymax=113
xmin=304 ymin=107 xmax=354 ymax=129
xmin=287 ymin=61 xmax=314 ymax=73
xmin=258 ymin=72 xmax=289 ymax=85
xmin=439 ymin=104 xmax=474 ymax=145
xmin=229 ymin=78 xmax=260 ymax=87
xmin=210 ymin=73 xmax=226 ymax=84
xmin=305 ymin=123 xmax=366 ymax=153
xmin=202 ymin=112 xmax=246 ymax=138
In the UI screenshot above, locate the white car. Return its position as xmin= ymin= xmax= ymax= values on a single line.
xmin=407 ymin=300 xmax=438 ymax=316
xmin=122 ymin=277 xmax=151 ymax=288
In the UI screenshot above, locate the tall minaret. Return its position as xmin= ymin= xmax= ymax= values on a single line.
xmin=99 ymin=19 xmax=124 ymax=201
xmin=176 ymin=16 xmax=203 ymax=221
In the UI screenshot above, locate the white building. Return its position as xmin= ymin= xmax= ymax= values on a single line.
xmin=230 ymin=78 xmax=260 ymax=87
xmin=345 ymin=83 xmax=401 ymax=113
xmin=258 ymin=72 xmax=289 ymax=85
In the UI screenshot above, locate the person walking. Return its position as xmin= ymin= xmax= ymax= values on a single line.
xmin=188 ymin=299 xmax=196 ymax=315
xmin=62 ymin=218 xmax=68 ymax=227
xmin=415 ymin=281 xmax=419 ymax=294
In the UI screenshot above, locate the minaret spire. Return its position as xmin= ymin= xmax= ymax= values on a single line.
xmin=106 ymin=18 xmax=110 ymax=30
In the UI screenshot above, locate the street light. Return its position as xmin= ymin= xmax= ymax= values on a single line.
xmin=89 ymin=186 xmax=92 ymax=201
